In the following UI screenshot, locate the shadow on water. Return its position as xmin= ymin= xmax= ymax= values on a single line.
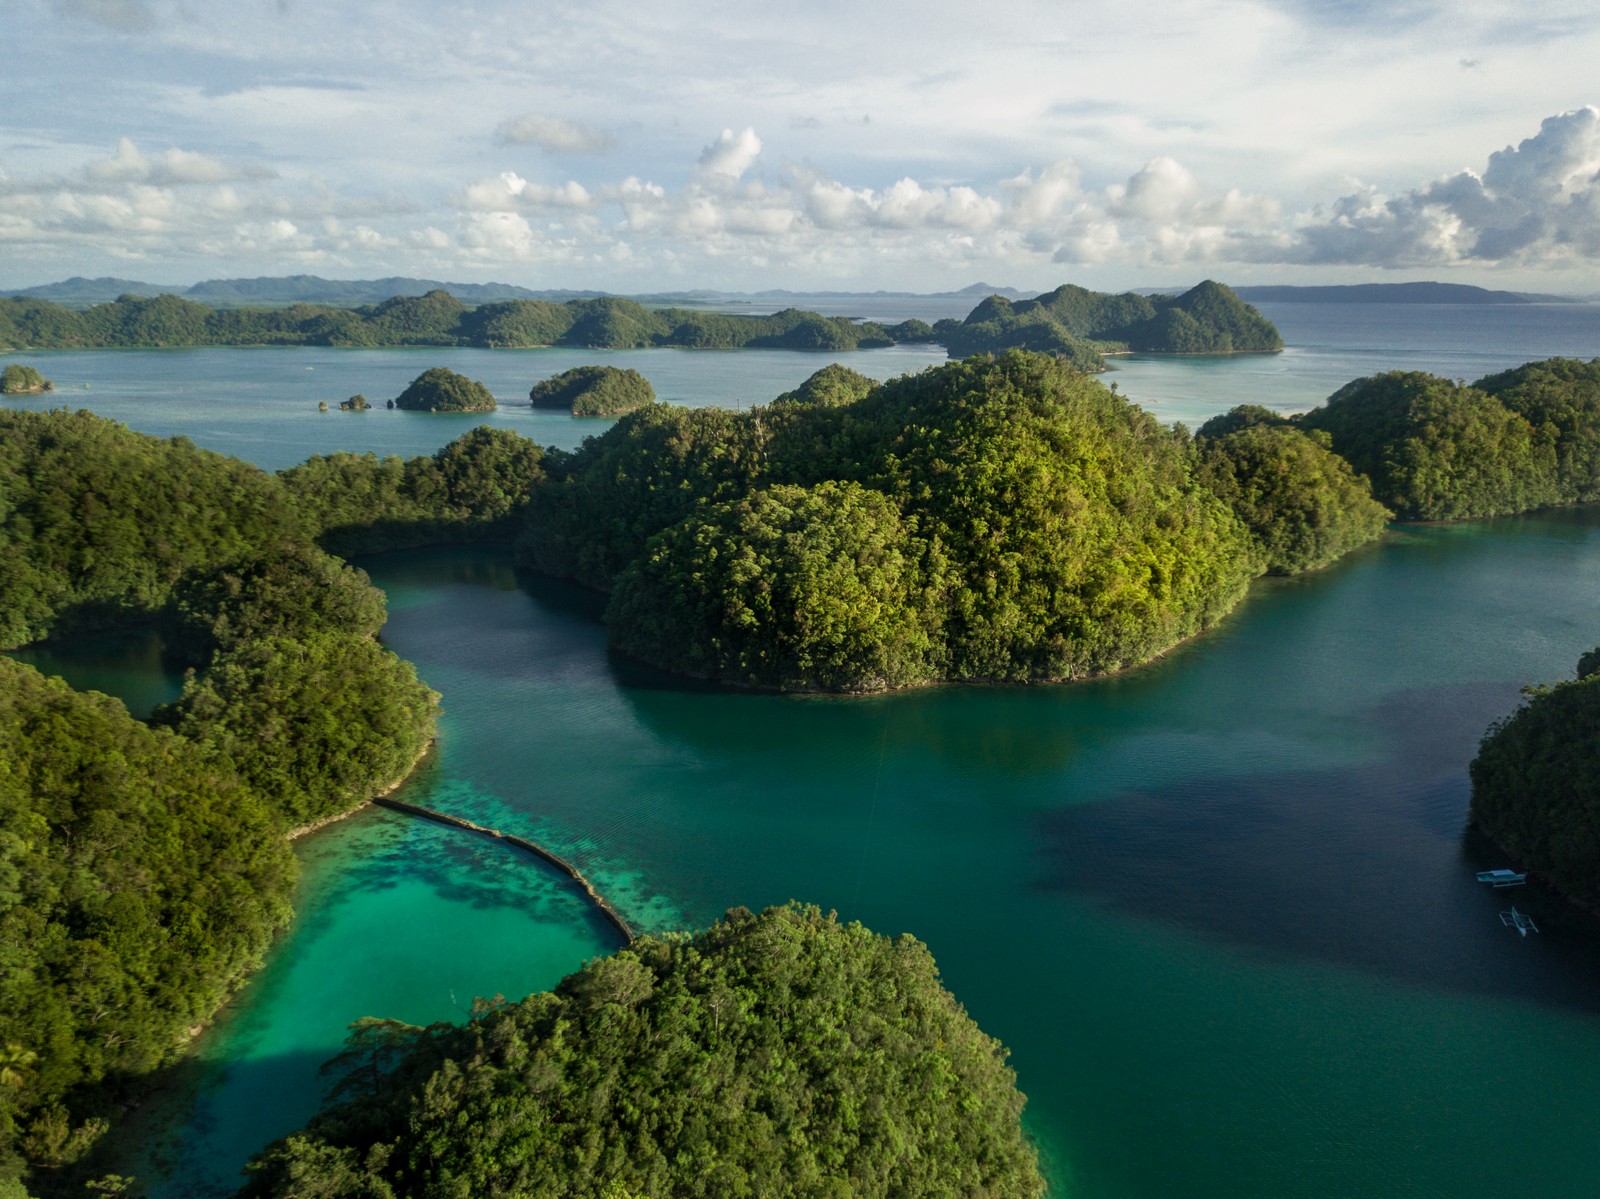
xmin=1033 ymin=680 xmax=1600 ymax=1014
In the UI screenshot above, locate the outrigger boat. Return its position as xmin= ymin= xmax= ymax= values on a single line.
xmin=1476 ymin=868 xmax=1527 ymax=887
xmin=1500 ymin=906 xmax=1539 ymax=936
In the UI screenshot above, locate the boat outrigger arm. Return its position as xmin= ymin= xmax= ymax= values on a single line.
xmin=1500 ymin=906 xmax=1539 ymax=937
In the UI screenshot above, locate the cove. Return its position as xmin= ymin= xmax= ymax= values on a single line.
xmin=30 ymin=505 xmax=1598 ymax=1198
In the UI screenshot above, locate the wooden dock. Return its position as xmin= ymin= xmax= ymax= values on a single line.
xmin=373 ymin=795 xmax=635 ymax=945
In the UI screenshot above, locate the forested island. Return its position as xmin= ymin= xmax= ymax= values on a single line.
xmin=1470 ymin=647 xmax=1600 ymax=911
xmin=523 ymin=352 xmax=1381 ymax=690
xmin=391 ymin=366 xmax=497 ymax=413
xmin=0 ymin=364 xmax=51 ymax=394
xmin=937 ymin=279 xmax=1282 ymax=364
xmin=239 ymin=904 xmax=1046 ymax=1199
xmin=529 ymin=364 xmax=656 ymax=416
xmin=0 ymin=281 xmax=1280 ymax=367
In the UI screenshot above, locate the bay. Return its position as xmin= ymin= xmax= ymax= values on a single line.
xmin=8 ymin=301 xmax=1600 ymax=1197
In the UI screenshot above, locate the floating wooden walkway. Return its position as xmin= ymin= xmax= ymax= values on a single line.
xmin=373 ymin=796 xmax=635 ymax=945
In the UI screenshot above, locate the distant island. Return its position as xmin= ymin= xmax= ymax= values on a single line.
xmin=937 ymin=280 xmax=1282 ymax=366
xmin=528 ymin=365 xmax=655 ymax=417
xmin=0 ymin=363 xmax=51 ymax=394
xmin=0 ymin=275 xmax=1036 ymax=310
xmin=0 ymin=280 xmax=1282 ymax=367
xmin=392 ymin=367 xmax=497 ymax=413
xmin=1233 ymin=282 xmax=1576 ymax=305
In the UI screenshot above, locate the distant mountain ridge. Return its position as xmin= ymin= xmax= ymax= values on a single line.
xmin=2 ymin=276 xmax=1031 ymax=310
xmin=1233 ymin=282 xmax=1577 ymax=305
xmin=2 ymin=275 xmax=600 ymax=309
xmin=5 ymin=275 xmax=605 ymax=308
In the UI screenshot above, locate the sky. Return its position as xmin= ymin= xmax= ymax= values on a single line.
xmin=4 ymin=0 xmax=1600 ymax=294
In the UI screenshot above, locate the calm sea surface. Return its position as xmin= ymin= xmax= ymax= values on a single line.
xmin=9 ymin=300 xmax=1600 ymax=1197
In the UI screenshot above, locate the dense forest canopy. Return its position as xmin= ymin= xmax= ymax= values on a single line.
xmin=526 ymin=352 xmax=1276 ymax=690
xmin=1296 ymin=372 xmax=1558 ymax=520
xmin=391 ymin=366 xmax=497 ymax=413
xmin=0 ymin=660 xmax=297 ymax=1185
xmin=1474 ymin=357 xmax=1600 ymax=504
xmin=1470 ymin=648 xmax=1600 ymax=910
xmin=1194 ymin=416 xmax=1392 ymax=574
xmin=0 ymin=409 xmax=306 ymax=648
xmin=1294 ymin=360 xmax=1600 ymax=521
xmin=281 ymin=425 xmax=547 ymax=555
xmin=239 ymin=904 xmax=1047 ymax=1199
xmin=528 ymin=364 xmax=656 ymax=417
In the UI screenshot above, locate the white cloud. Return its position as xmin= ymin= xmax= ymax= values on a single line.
xmin=7 ymin=111 xmax=1600 ymax=288
xmin=494 ymin=114 xmax=613 ymax=154
xmin=696 ymin=128 xmax=762 ymax=181
xmin=1297 ymin=105 xmax=1600 ymax=265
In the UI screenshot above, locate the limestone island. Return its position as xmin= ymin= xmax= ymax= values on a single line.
xmin=520 ymin=351 xmax=1389 ymax=693
xmin=393 ymin=367 xmax=496 ymax=412
xmin=1 ymin=363 xmax=52 ymax=394
xmin=339 ymin=393 xmax=369 ymax=411
xmin=529 ymin=364 xmax=655 ymax=417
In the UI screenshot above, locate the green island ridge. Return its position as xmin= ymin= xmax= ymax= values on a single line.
xmin=3 ymin=350 xmax=1600 ymax=1195
xmin=526 ymin=351 xmax=1387 ymax=691
xmin=0 ymin=365 xmax=51 ymax=395
xmin=1469 ymin=647 xmax=1600 ymax=912
xmin=528 ymin=364 xmax=656 ymax=417
xmin=523 ymin=353 xmax=1598 ymax=692
xmin=391 ymin=366 xmax=497 ymax=413
xmin=237 ymin=903 xmax=1046 ymax=1199
xmin=0 ymin=281 xmax=1281 ymax=367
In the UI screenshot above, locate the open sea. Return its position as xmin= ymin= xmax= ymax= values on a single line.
xmin=8 ymin=296 xmax=1600 ymax=1197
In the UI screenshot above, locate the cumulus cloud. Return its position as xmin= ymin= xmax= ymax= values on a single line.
xmin=494 ymin=114 xmax=613 ymax=155
xmin=1297 ymin=105 xmax=1600 ymax=266
xmin=0 ymin=137 xmax=394 ymax=269
xmin=12 ymin=112 xmax=1600 ymax=285
xmin=697 ymin=128 xmax=762 ymax=180
xmin=83 ymin=138 xmax=272 ymax=187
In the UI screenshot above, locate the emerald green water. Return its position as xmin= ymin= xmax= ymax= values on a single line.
xmin=27 ymin=509 xmax=1595 ymax=1197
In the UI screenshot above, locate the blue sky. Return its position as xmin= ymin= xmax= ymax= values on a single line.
xmin=4 ymin=0 xmax=1599 ymax=292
